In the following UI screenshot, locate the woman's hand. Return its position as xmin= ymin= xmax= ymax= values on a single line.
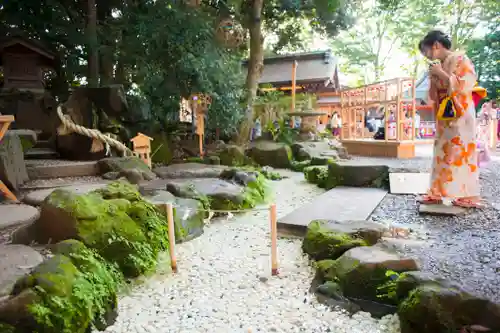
xmin=429 ymin=63 xmax=449 ymax=81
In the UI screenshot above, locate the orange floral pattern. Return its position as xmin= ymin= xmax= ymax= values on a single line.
xmin=428 ymin=53 xmax=480 ymax=199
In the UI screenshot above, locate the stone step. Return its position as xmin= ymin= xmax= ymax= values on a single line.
xmin=277 ymin=186 xmax=387 ymax=237
xmin=22 ymin=183 xmax=108 ymax=206
xmin=33 ymin=139 xmax=53 ymax=149
xmin=0 ymin=204 xmax=40 ymax=231
xmin=26 ymin=160 xmax=100 ymax=180
xmin=24 ymin=148 xmax=59 ymax=160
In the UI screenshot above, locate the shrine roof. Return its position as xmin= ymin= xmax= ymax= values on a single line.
xmin=243 ymin=50 xmax=340 ymax=91
xmin=0 ymin=35 xmax=56 ymax=65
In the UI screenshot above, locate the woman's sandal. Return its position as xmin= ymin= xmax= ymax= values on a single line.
xmin=417 ymin=195 xmax=442 ymax=205
xmin=451 ymin=198 xmax=485 ymax=209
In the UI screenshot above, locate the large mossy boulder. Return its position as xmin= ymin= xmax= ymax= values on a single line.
xmin=398 ymin=285 xmax=500 ymax=333
xmin=327 ymin=163 xmax=389 ymax=188
xmin=0 ymin=240 xmax=122 ymax=333
xmin=320 ymin=246 xmax=419 ymax=304
xmin=32 ymin=181 xmax=168 ymax=277
xmin=302 ymin=220 xmax=370 ymax=261
xmin=395 ymin=271 xmax=500 ymax=333
xmin=246 ymin=141 xmax=292 ymax=168
xmin=98 ymin=156 xmax=156 ymax=180
xmin=166 ymin=172 xmax=268 ymax=211
xmin=307 ymin=162 xmax=389 ymax=189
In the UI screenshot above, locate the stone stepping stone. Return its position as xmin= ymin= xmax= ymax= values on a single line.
xmin=419 ymin=203 xmax=467 ymax=216
xmin=278 ymin=187 xmax=387 ymax=236
xmin=0 ymin=244 xmax=43 ymax=297
xmin=23 ymin=183 xmax=108 ymax=206
xmin=153 ymin=163 xmax=228 ymax=179
xmin=0 ymin=204 xmax=40 ymax=231
xmin=389 ymin=173 xmax=430 ymax=195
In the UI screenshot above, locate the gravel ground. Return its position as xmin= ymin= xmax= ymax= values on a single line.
xmin=370 ymin=147 xmax=500 ymax=302
xmin=99 ymin=170 xmax=400 ymax=333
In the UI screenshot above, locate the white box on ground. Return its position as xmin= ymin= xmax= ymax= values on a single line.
xmin=389 ymin=173 xmax=430 ymax=195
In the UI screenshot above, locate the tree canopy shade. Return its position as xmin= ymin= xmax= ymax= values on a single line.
xmin=467 ymin=30 xmax=500 ymax=101
xmin=0 ymin=0 xmax=247 ymax=134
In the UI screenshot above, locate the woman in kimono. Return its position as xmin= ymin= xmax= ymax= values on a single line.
xmin=417 ymin=30 xmax=483 ymax=208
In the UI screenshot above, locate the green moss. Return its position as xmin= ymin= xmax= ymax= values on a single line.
xmin=45 ymin=184 xmax=162 ymax=278
xmin=290 ymin=160 xmax=311 ymax=172
xmin=302 ymin=220 xmax=367 ymax=261
xmin=126 ymin=200 xmax=169 ymax=253
xmin=218 ymin=145 xmax=246 ymax=166
xmin=95 ymin=181 xmax=141 ymax=202
xmin=21 ymin=241 xmax=122 ymax=333
xmin=322 ymin=257 xmax=402 ymax=305
xmin=19 ymin=137 xmax=34 ymax=152
xmin=0 ymin=323 xmax=16 ymax=333
xmin=310 ymin=156 xmax=335 ymax=166
xmin=210 ymin=172 xmax=269 ymax=211
xmin=314 ymin=259 xmax=337 ymax=280
xmin=185 ymin=157 xmax=205 ymax=164
xmin=303 ymin=166 xmax=329 ymax=188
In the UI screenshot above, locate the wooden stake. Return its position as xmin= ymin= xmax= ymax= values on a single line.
xmin=270 ymin=203 xmax=278 ymax=276
xmin=166 ymin=203 xmax=177 ymax=273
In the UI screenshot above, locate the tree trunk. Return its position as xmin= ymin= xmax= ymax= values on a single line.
xmin=245 ymin=0 xmax=265 ymax=115
xmin=87 ymin=0 xmax=99 ymax=87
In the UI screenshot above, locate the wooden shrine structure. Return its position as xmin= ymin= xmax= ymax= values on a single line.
xmin=340 ymin=77 xmax=417 ymax=158
xmin=0 ymin=35 xmax=57 ymax=137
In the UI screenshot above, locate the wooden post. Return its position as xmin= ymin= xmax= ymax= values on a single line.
xmin=291 ymin=60 xmax=298 ymax=112
xmin=166 ymin=203 xmax=177 ymax=273
xmin=384 ymin=82 xmax=389 ymax=142
xmin=396 ymin=79 xmax=402 ymax=141
xmin=270 ymin=203 xmax=278 ymax=276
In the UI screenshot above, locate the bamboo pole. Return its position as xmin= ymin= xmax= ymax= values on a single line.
xmin=270 ymin=203 xmax=278 ymax=276
xmin=166 ymin=203 xmax=177 ymax=273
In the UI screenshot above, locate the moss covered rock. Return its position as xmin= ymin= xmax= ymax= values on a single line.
xmin=34 ymin=181 xmax=168 ymax=277
xmin=321 ymin=246 xmax=418 ymax=304
xmin=166 ymin=172 xmax=268 ymax=211
xmin=398 ymin=284 xmax=500 ymax=333
xmin=246 ymin=141 xmax=292 ymax=168
xmin=217 ymin=145 xmax=247 ymax=166
xmin=302 ymin=220 xmax=369 ymax=261
xmin=290 ymin=160 xmax=311 ymax=172
xmin=2 ymin=240 xmax=122 ymax=333
xmin=325 ymin=162 xmax=389 ymax=189
xmin=303 ymin=165 xmax=329 ymax=188
xmin=98 ymin=156 xmax=155 ymax=180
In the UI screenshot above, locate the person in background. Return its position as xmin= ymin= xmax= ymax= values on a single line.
xmin=415 ymin=111 xmax=421 ymax=139
xmin=417 ymin=30 xmax=482 ymax=208
xmin=330 ymin=112 xmax=340 ymax=137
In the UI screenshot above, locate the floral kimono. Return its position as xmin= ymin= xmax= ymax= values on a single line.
xmin=424 ymin=53 xmax=481 ymax=207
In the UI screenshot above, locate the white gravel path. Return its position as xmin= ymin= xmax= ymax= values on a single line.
xmin=100 ymin=170 xmax=400 ymax=333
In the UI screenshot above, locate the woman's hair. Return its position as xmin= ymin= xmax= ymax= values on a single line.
xmin=418 ymin=30 xmax=452 ymax=52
